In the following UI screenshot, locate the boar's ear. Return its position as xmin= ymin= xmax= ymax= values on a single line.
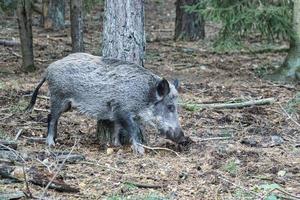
xmin=157 ymin=78 xmax=170 ymax=98
xmin=173 ymin=79 xmax=179 ymax=90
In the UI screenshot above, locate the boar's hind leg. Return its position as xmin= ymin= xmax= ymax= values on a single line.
xmin=115 ymin=112 xmax=145 ymax=155
xmin=47 ymin=99 xmax=71 ymax=146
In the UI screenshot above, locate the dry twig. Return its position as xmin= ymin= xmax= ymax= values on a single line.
xmin=14 ymin=129 xmax=23 ymax=140
xmin=39 ymin=139 xmax=79 ymax=199
xmin=182 ymin=97 xmax=275 ymax=110
xmin=123 ymin=181 xmax=166 ymax=189
xmin=137 ymin=143 xmax=181 ymax=158
xmin=190 ymin=136 xmax=232 ymax=142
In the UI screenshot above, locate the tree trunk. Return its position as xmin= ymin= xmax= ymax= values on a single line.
xmin=70 ymin=0 xmax=84 ymax=52
xmin=98 ymin=0 xmax=145 ymax=147
xmin=174 ymin=0 xmax=205 ymax=41
xmin=42 ymin=0 xmax=65 ymax=30
xmin=270 ymin=0 xmax=300 ymax=81
xmin=17 ymin=0 xmax=36 ymax=72
xmin=96 ymin=120 xmax=114 ymax=149
xmin=102 ymin=0 xmax=145 ymax=66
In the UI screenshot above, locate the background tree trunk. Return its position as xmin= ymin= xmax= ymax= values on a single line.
xmin=102 ymin=0 xmax=145 ymax=66
xmin=98 ymin=0 xmax=145 ymax=147
xmin=270 ymin=0 xmax=300 ymax=81
xmin=174 ymin=0 xmax=205 ymax=41
xmin=42 ymin=0 xmax=65 ymax=30
xmin=17 ymin=0 xmax=35 ymax=72
xmin=70 ymin=0 xmax=84 ymax=52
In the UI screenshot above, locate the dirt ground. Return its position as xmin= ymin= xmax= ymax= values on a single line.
xmin=0 ymin=1 xmax=300 ymax=199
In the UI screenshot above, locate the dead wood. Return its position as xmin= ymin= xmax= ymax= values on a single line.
xmin=0 ymin=139 xmax=18 ymax=150
xmin=0 ymin=164 xmax=23 ymax=183
xmin=39 ymin=139 xmax=79 ymax=198
xmin=0 ymin=39 xmax=20 ymax=46
xmin=182 ymin=97 xmax=275 ymax=111
xmin=0 ymin=191 xmax=25 ymax=200
xmin=123 ymin=181 xmax=166 ymax=189
xmin=29 ymin=167 xmax=79 ymax=193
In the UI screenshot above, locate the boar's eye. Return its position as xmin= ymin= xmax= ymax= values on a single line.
xmin=167 ymin=105 xmax=175 ymax=112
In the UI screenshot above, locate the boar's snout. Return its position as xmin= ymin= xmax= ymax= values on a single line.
xmin=166 ymin=127 xmax=186 ymax=144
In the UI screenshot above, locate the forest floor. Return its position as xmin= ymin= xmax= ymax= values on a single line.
xmin=0 ymin=1 xmax=300 ymax=200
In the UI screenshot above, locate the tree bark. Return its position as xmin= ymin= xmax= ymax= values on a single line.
xmin=42 ymin=0 xmax=65 ymax=30
xmin=174 ymin=0 xmax=205 ymax=41
xmin=98 ymin=0 xmax=145 ymax=147
xmin=102 ymin=0 xmax=145 ymax=66
xmin=70 ymin=0 xmax=84 ymax=52
xmin=270 ymin=0 xmax=300 ymax=81
xmin=17 ymin=0 xmax=36 ymax=72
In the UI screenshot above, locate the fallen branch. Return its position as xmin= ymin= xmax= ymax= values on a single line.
xmin=0 ymin=192 xmax=25 ymax=200
xmin=123 ymin=181 xmax=166 ymax=189
xmin=137 ymin=143 xmax=181 ymax=158
xmin=22 ymin=136 xmax=46 ymax=144
xmin=14 ymin=129 xmax=23 ymax=140
xmin=182 ymin=97 xmax=275 ymax=111
xmin=0 ymin=39 xmax=20 ymax=46
xmin=190 ymin=136 xmax=232 ymax=142
xmin=39 ymin=139 xmax=79 ymax=199
xmin=34 ymin=108 xmax=50 ymax=112
xmin=0 ymin=140 xmax=18 ymax=150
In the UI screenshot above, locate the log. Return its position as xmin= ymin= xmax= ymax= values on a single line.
xmin=0 ymin=150 xmax=23 ymax=162
xmin=182 ymin=98 xmax=275 ymax=111
xmin=0 ymin=191 xmax=25 ymax=200
xmin=0 ymin=164 xmax=23 ymax=183
xmin=123 ymin=181 xmax=166 ymax=189
xmin=0 ymin=140 xmax=18 ymax=150
xmin=28 ymin=167 xmax=80 ymax=193
xmin=0 ymin=40 xmax=20 ymax=46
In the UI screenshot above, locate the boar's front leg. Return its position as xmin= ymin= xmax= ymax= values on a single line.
xmin=47 ymin=98 xmax=71 ymax=146
xmin=115 ymin=111 xmax=145 ymax=155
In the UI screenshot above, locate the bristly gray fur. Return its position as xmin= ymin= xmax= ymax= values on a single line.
xmin=46 ymin=53 xmax=160 ymax=121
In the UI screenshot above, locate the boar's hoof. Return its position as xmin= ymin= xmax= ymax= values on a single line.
xmin=131 ymin=143 xmax=145 ymax=155
xmin=46 ymin=137 xmax=56 ymax=146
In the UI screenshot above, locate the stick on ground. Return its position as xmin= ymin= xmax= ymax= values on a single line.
xmin=123 ymin=181 xmax=166 ymax=189
xmin=182 ymin=97 xmax=275 ymax=111
xmin=39 ymin=139 xmax=79 ymax=199
xmin=138 ymin=143 xmax=181 ymax=158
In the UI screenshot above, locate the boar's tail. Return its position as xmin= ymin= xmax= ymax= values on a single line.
xmin=25 ymin=77 xmax=46 ymax=112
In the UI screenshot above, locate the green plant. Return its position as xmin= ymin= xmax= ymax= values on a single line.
xmin=255 ymin=183 xmax=281 ymax=200
xmin=223 ymin=159 xmax=238 ymax=175
xmin=186 ymin=0 xmax=294 ymax=51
